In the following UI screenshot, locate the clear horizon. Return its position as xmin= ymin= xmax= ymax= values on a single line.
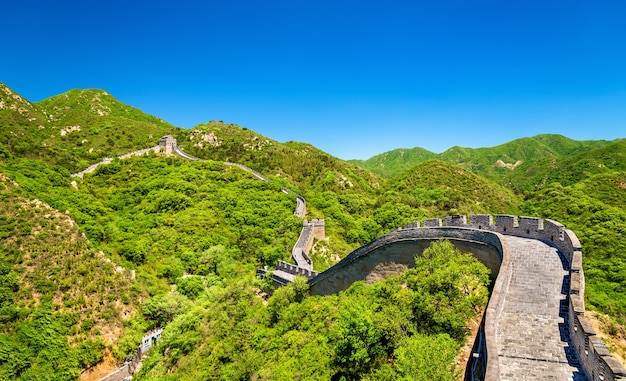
xmin=3 ymin=1 xmax=625 ymax=160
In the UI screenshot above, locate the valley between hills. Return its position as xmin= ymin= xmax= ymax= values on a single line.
xmin=1 ymin=82 xmax=625 ymax=380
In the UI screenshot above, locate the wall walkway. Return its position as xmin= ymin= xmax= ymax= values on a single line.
xmin=496 ymin=235 xmax=583 ymax=380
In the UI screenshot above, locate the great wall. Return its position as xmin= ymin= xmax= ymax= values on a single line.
xmin=74 ymin=136 xmax=625 ymax=381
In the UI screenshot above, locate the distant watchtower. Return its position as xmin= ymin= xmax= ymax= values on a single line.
xmin=159 ymin=135 xmax=177 ymax=154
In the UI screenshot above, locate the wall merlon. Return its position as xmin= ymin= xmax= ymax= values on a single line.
xmin=404 ymin=221 xmax=420 ymax=229
xmin=445 ymin=215 xmax=467 ymax=226
xmin=571 ymin=294 xmax=585 ymax=314
xmin=543 ymin=219 xmax=565 ymax=243
xmin=592 ymin=340 xmax=612 ymax=357
xmin=565 ymin=229 xmax=582 ymax=251
xmin=423 ymin=218 xmax=442 ymax=227
xmin=469 ymin=214 xmax=494 ymax=229
xmin=495 ymin=215 xmax=518 ymax=231
xmin=519 ymin=216 xmax=543 ymax=233
xmin=570 ymin=272 xmax=581 ymax=294
xmin=578 ymin=315 xmax=597 ymax=336
xmin=602 ymin=356 xmax=626 ymax=377
xmin=571 ymin=251 xmax=583 ymax=272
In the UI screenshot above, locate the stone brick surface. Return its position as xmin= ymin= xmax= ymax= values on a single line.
xmin=497 ymin=236 xmax=587 ymax=381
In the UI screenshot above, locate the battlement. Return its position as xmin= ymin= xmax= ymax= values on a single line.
xmin=408 ymin=214 xmax=577 ymax=264
xmin=140 ymin=328 xmax=163 ymax=355
xmin=275 ymin=260 xmax=319 ymax=279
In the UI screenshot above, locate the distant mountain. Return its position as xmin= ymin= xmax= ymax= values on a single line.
xmin=352 ymin=134 xmax=614 ymax=181
xmin=508 ymin=138 xmax=626 ymax=191
xmin=348 ymin=147 xmax=437 ymax=177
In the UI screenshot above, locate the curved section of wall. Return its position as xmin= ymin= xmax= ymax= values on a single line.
xmin=291 ymin=219 xmax=325 ymax=270
xmin=309 ymin=225 xmax=508 ymax=381
xmin=310 ymin=215 xmax=626 ymax=381
xmin=309 ymin=226 xmax=505 ymax=295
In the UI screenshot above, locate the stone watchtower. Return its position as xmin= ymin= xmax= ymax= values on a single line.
xmin=159 ymin=135 xmax=177 ymax=154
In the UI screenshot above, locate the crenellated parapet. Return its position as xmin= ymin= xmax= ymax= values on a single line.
xmin=433 ymin=214 xmax=580 ymax=265
xmin=275 ymin=260 xmax=319 ymax=279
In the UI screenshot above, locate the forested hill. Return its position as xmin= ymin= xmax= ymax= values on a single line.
xmin=1 ymin=82 xmax=382 ymax=196
xmin=0 ymin=82 xmax=178 ymax=172
xmin=175 ymin=121 xmax=383 ymax=194
xmin=350 ymin=134 xmax=614 ymax=179
xmin=1 ymin=82 xmax=625 ymax=379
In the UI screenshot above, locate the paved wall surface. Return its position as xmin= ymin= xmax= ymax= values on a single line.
xmin=496 ymin=236 xmax=585 ymax=381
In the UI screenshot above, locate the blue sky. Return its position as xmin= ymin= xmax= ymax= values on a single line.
xmin=3 ymin=1 xmax=625 ymax=159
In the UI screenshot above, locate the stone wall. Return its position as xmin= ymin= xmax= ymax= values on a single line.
xmin=224 ymin=162 xmax=268 ymax=181
xmin=275 ymin=260 xmax=319 ymax=279
xmin=308 ymin=225 xmax=505 ymax=295
xmin=308 ymin=214 xmax=626 ymax=381
xmin=96 ymin=329 xmax=162 ymax=381
xmin=71 ymin=146 xmax=160 ymax=178
xmin=432 ymin=215 xmax=626 ymax=380
xmin=291 ymin=219 xmax=325 ymax=270
xmin=294 ymin=196 xmax=306 ymax=218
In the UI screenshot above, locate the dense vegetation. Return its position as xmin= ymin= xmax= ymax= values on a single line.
xmin=1 ymin=82 xmax=625 ymax=379
xmin=0 ymin=172 xmax=134 ymax=380
xmin=137 ymin=240 xmax=490 ymax=380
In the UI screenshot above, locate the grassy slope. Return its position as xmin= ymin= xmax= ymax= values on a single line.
xmin=0 ymin=170 xmax=138 ymax=379
xmin=388 ymin=160 xmax=522 ymax=216
xmin=0 ymin=82 xmax=178 ymax=172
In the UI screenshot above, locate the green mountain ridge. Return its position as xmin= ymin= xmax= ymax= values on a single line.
xmin=352 ymin=134 xmax=614 ymax=179
xmin=507 ymin=139 xmax=626 ymax=191
xmin=178 ymin=120 xmax=384 ymax=195
xmin=1 ymin=82 xmax=625 ymax=379
xmin=348 ymin=147 xmax=437 ymax=177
